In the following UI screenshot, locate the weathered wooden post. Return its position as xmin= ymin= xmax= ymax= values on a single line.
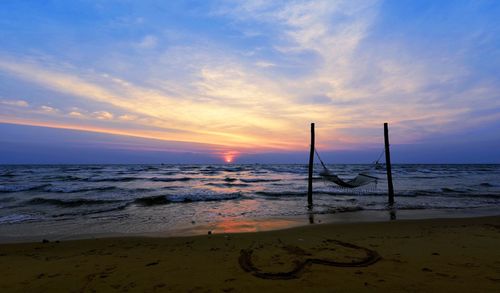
xmin=384 ymin=122 xmax=395 ymax=205
xmin=307 ymin=123 xmax=315 ymax=206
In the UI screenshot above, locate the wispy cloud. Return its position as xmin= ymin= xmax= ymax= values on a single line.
xmin=92 ymin=111 xmax=114 ymax=120
xmin=0 ymin=99 xmax=29 ymax=107
xmin=40 ymin=105 xmax=57 ymax=113
xmin=68 ymin=111 xmax=84 ymax=118
xmin=0 ymin=57 xmax=299 ymax=150
xmin=137 ymin=35 xmax=158 ymax=49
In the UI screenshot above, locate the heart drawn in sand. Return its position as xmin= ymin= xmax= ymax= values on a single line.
xmin=239 ymin=238 xmax=380 ymax=279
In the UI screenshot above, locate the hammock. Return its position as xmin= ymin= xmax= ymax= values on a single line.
xmin=315 ymin=150 xmax=379 ymax=188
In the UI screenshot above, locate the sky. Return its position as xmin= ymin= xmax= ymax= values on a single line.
xmin=0 ymin=0 xmax=499 ymax=164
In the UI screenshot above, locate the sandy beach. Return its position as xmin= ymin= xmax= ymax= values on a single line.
xmin=0 ymin=215 xmax=499 ymax=292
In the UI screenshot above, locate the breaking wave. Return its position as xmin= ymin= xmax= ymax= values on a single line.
xmin=134 ymin=192 xmax=242 ymax=206
xmin=0 ymin=214 xmax=41 ymax=224
xmin=26 ymin=197 xmax=123 ymax=207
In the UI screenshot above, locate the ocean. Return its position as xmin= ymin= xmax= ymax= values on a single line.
xmin=1 ymin=164 xmax=499 ymax=241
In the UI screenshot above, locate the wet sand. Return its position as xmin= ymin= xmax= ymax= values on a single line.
xmin=1 ymin=216 xmax=499 ymax=292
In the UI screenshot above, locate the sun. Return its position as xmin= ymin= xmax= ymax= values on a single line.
xmin=222 ymin=152 xmax=237 ymax=163
xmin=224 ymin=155 xmax=234 ymax=163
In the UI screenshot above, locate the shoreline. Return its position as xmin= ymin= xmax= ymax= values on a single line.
xmin=1 ymin=215 xmax=499 ymax=291
xmin=1 ymin=207 xmax=500 ymax=244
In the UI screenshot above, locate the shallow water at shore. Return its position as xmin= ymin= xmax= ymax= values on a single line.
xmin=0 ymin=164 xmax=499 ymax=241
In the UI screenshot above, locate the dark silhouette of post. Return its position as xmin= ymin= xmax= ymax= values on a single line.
xmin=384 ymin=123 xmax=395 ymax=205
xmin=308 ymin=123 xmax=315 ymax=206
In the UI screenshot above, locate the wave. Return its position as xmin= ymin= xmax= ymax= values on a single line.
xmin=0 ymin=184 xmax=51 ymax=193
xmin=222 ymin=167 xmax=246 ymax=172
xmin=84 ymin=177 xmax=143 ymax=182
xmin=43 ymin=175 xmax=84 ymax=181
xmin=396 ymin=190 xmax=500 ymax=198
xmin=479 ymin=183 xmax=495 ymax=187
xmin=134 ymin=192 xmax=242 ymax=206
xmin=0 ymin=172 xmax=16 ymax=177
xmin=179 ymin=166 xmax=201 ymax=171
xmin=441 ymin=187 xmax=468 ymax=193
xmin=467 ymin=193 xmax=500 ymax=199
xmin=43 ymin=185 xmax=117 ymax=193
xmin=150 ymin=177 xmax=192 ymax=182
xmin=86 ymin=166 xmax=104 ymax=170
xmin=169 ymin=191 xmax=242 ymax=202
xmin=0 ymin=196 xmax=16 ymax=203
xmin=198 ymin=166 xmax=249 ymax=173
xmin=116 ymin=171 xmax=135 ymax=175
xmin=120 ymin=166 xmax=159 ymax=172
xmin=256 ymin=191 xmax=305 ymax=197
xmin=250 ymin=170 xmax=269 ymax=174
xmin=0 ymin=214 xmax=40 ymax=224
xmin=26 ymin=197 xmax=123 ymax=207
xmin=412 ymin=176 xmax=443 ymax=179
xmin=262 ymin=166 xmax=306 ymax=174
xmin=205 ymin=183 xmax=250 ymax=188
xmin=240 ymin=178 xmax=281 ymax=183
xmin=60 ymin=167 xmax=83 ymax=172
xmin=51 ymin=204 xmax=129 ymax=217
xmin=144 ymin=166 xmax=159 ymax=171
xmin=161 ymin=171 xmax=180 ymax=176
xmin=328 ymin=206 xmax=364 ymax=213
xmin=183 ymin=172 xmax=201 ymax=175
xmin=200 ymin=170 xmax=221 ymax=175
xmin=133 ymin=195 xmax=171 ymax=206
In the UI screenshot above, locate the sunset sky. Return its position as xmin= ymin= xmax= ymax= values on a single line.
xmin=1 ymin=0 xmax=499 ymax=163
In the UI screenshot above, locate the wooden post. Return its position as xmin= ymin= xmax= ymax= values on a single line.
xmin=384 ymin=122 xmax=395 ymax=205
xmin=307 ymin=123 xmax=315 ymax=206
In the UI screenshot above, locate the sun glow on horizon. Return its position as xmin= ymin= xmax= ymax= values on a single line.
xmin=224 ymin=155 xmax=233 ymax=163
xmin=223 ymin=152 xmax=238 ymax=163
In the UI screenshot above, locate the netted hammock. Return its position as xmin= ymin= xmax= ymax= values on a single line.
xmin=315 ymin=150 xmax=379 ymax=188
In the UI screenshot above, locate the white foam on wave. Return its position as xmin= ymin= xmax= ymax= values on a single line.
xmin=167 ymin=189 xmax=242 ymax=202
xmin=0 ymin=214 xmax=40 ymax=224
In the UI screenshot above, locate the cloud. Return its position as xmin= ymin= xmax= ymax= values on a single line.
xmin=212 ymin=0 xmax=499 ymax=144
xmin=137 ymin=35 xmax=158 ymax=49
xmin=92 ymin=111 xmax=113 ymax=120
xmin=0 ymin=99 xmax=29 ymax=107
xmin=68 ymin=111 xmax=85 ymax=118
xmin=40 ymin=105 xmax=57 ymax=113
xmin=255 ymin=61 xmax=276 ymax=68
xmin=118 ymin=114 xmax=137 ymax=121
xmin=0 ymin=57 xmax=301 ymax=150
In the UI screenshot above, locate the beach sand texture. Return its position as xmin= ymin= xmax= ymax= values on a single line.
xmin=1 ymin=216 xmax=499 ymax=292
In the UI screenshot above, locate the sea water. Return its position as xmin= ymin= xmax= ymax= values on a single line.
xmin=0 ymin=164 xmax=499 ymax=241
